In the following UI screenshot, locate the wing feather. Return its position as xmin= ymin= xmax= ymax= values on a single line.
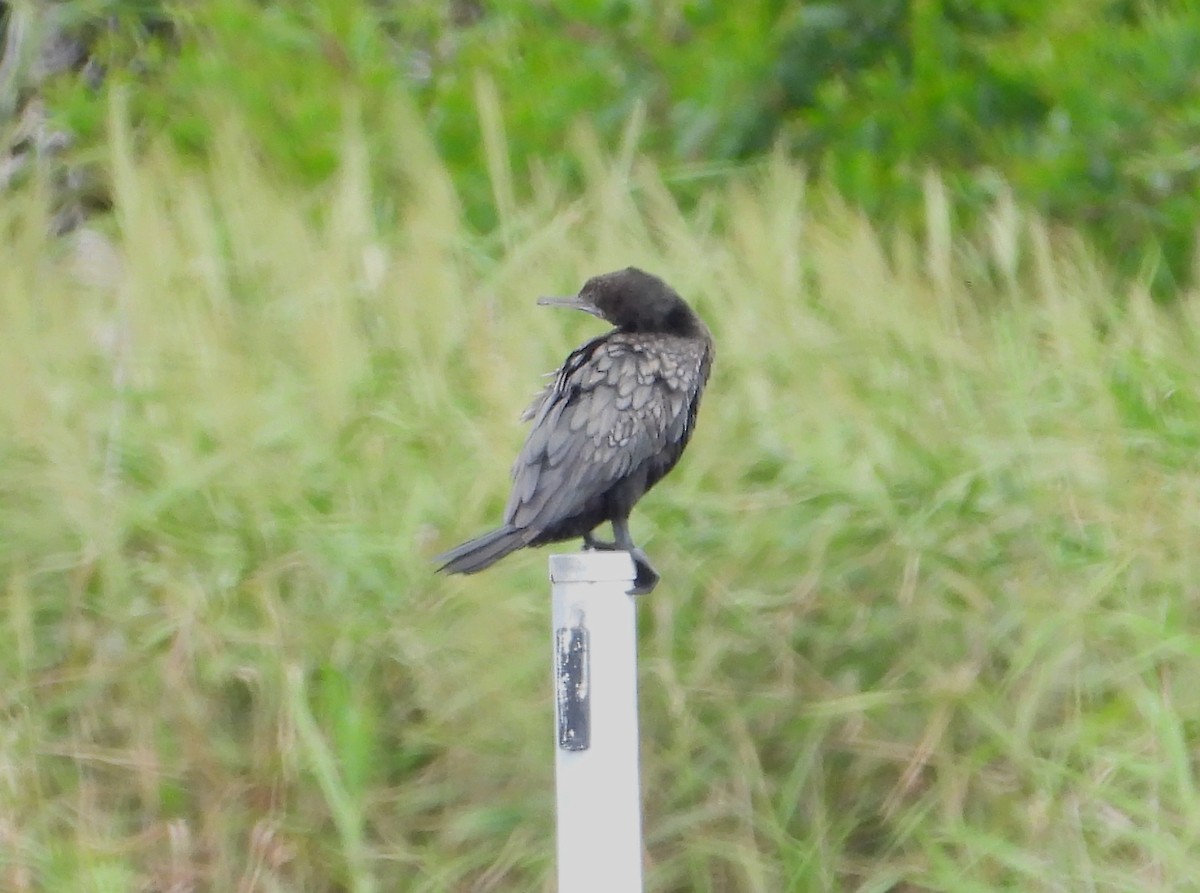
xmin=504 ymin=333 xmax=707 ymax=532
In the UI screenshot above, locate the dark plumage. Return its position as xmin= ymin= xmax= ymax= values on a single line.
xmin=435 ymin=267 xmax=714 ymax=593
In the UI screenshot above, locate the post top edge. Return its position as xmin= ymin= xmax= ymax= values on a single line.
xmin=548 ymin=551 xmax=637 ymax=583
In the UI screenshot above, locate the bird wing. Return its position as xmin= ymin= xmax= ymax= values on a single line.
xmin=504 ymin=333 xmax=706 ymax=531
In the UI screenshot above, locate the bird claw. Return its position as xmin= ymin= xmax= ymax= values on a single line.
xmin=582 ymin=534 xmax=657 ymax=592
xmin=627 ymin=548 xmax=660 ymax=595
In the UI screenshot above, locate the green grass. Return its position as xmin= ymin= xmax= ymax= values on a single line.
xmin=3 ymin=99 xmax=1200 ymax=892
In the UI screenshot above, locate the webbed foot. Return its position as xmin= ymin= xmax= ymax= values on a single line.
xmin=627 ymin=548 xmax=660 ymax=595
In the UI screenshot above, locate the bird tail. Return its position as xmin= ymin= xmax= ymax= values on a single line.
xmin=435 ymin=525 xmax=533 ymax=575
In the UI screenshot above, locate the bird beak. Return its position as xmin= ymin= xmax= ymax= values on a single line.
xmin=537 ymin=295 xmax=605 ymax=319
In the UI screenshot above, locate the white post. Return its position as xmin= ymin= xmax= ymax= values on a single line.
xmin=550 ymin=552 xmax=644 ymax=893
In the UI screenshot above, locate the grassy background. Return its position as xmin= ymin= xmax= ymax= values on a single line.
xmin=3 ymin=97 xmax=1200 ymax=891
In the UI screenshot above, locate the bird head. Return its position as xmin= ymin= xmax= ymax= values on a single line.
xmin=538 ymin=267 xmax=701 ymax=335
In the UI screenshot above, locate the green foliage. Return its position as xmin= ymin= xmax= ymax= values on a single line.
xmin=46 ymin=0 xmax=420 ymax=217
xmin=3 ymin=103 xmax=1200 ymax=889
xmin=20 ymin=0 xmax=1200 ymax=288
xmin=771 ymin=1 xmax=1200 ymax=292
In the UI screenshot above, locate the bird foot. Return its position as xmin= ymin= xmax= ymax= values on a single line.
xmin=582 ymin=534 xmax=658 ymax=593
xmin=627 ymin=548 xmax=660 ymax=595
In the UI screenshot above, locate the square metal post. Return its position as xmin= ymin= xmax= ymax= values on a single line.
xmin=550 ymin=552 xmax=644 ymax=893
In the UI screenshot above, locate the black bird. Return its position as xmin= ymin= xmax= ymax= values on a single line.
xmin=436 ymin=267 xmax=714 ymax=593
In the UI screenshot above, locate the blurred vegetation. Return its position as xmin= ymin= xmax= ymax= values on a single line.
xmin=4 ymin=89 xmax=1200 ymax=892
xmin=4 ymin=2 xmax=1200 ymax=891
xmin=6 ymin=0 xmax=1200 ymax=292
